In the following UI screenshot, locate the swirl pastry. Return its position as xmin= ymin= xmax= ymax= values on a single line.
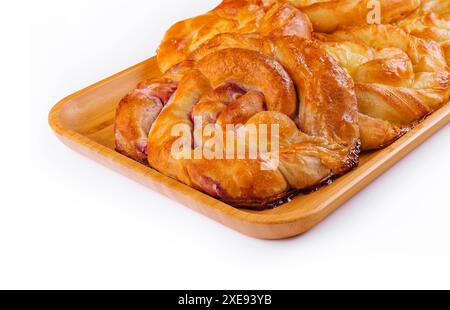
xmin=116 ymin=35 xmax=360 ymax=208
xmin=288 ymin=0 xmax=420 ymax=32
xmin=315 ymin=24 xmax=450 ymax=150
xmin=397 ymin=0 xmax=450 ymax=65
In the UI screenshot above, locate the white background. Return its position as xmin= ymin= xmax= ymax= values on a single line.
xmin=0 ymin=0 xmax=449 ymax=289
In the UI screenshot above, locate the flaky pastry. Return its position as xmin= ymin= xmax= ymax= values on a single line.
xmin=288 ymin=0 xmax=420 ymax=32
xmin=117 ymin=34 xmax=360 ymax=208
xmin=157 ymin=1 xmax=312 ymax=73
xmin=157 ymin=0 xmax=419 ymax=72
xmin=315 ymin=24 xmax=450 ymax=150
xmin=397 ymin=0 xmax=450 ymax=65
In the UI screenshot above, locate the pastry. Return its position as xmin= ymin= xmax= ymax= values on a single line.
xmin=397 ymin=0 xmax=450 ymax=65
xmin=157 ymin=1 xmax=312 ymax=73
xmin=115 ymin=62 xmax=193 ymax=163
xmin=157 ymin=0 xmax=419 ymax=72
xmin=188 ymin=23 xmax=450 ymax=150
xmin=315 ymin=24 xmax=450 ymax=150
xmin=119 ymin=2 xmax=313 ymax=166
xmin=150 ymin=38 xmax=359 ymax=208
xmin=290 ymin=0 xmax=420 ymax=32
xmin=115 ymin=0 xmax=450 ymax=209
xmin=116 ymin=34 xmax=360 ymax=208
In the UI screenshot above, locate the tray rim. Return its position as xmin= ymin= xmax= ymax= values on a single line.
xmin=48 ymin=57 xmax=450 ymax=239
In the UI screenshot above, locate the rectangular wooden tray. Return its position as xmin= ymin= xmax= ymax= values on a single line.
xmin=49 ymin=57 xmax=450 ymax=239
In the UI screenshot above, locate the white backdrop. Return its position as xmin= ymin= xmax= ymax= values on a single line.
xmin=1 ymin=0 xmax=449 ymax=289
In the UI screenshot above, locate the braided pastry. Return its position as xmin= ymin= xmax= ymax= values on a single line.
xmin=116 ymin=35 xmax=360 ymax=208
xmin=157 ymin=0 xmax=419 ymax=72
xmin=315 ymin=24 xmax=450 ymax=150
xmin=397 ymin=0 xmax=450 ymax=65
xmin=157 ymin=1 xmax=312 ymax=73
xmin=289 ymin=0 xmax=420 ymax=32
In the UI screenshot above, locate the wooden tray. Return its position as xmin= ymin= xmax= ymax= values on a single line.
xmin=49 ymin=57 xmax=450 ymax=240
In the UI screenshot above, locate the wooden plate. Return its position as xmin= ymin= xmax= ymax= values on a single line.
xmin=49 ymin=57 xmax=450 ymax=239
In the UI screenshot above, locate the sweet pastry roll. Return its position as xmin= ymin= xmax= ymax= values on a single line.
xmin=145 ymin=38 xmax=359 ymax=208
xmin=157 ymin=1 xmax=312 ymax=73
xmin=315 ymin=24 xmax=450 ymax=150
xmin=118 ymin=0 xmax=315 ymax=166
xmin=288 ymin=0 xmax=420 ymax=33
xmin=117 ymin=0 xmax=443 ymax=208
xmin=397 ymin=0 xmax=450 ymax=65
xmin=156 ymin=0 xmax=421 ymax=74
xmin=115 ymin=62 xmax=194 ymax=163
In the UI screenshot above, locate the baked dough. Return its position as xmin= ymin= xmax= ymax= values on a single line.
xmin=397 ymin=0 xmax=450 ymax=65
xmin=118 ymin=2 xmax=313 ymax=166
xmin=315 ymin=24 xmax=450 ymax=150
xmin=115 ymin=62 xmax=193 ymax=163
xmin=116 ymin=0 xmax=450 ymax=208
xmin=150 ymin=38 xmax=359 ymax=208
xmin=157 ymin=1 xmax=312 ymax=73
xmin=291 ymin=0 xmax=420 ymax=32
xmin=117 ymin=34 xmax=360 ymax=208
xmin=157 ymin=0 xmax=419 ymax=72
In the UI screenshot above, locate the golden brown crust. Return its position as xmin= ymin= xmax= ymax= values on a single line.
xmin=259 ymin=1 xmax=313 ymax=38
xmin=116 ymin=0 xmax=449 ymax=208
xmin=397 ymin=0 xmax=450 ymax=65
xmin=114 ymin=78 xmax=178 ymax=163
xmin=148 ymin=71 xmax=213 ymax=184
xmin=145 ymin=36 xmax=360 ymax=208
xmin=315 ymin=24 xmax=450 ymax=150
xmin=298 ymin=0 xmax=420 ymax=33
xmin=114 ymin=62 xmax=194 ymax=163
xmin=272 ymin=37 xmax=360 ymax=150
xmin=196 ymin=48 xmax=297 ymax=116
xmin=156 ymin=0 xmax=419 ymax=72
xmin=188 ymin=33 xmax=278 ymax=62
xmin=358 ymin=113 xmax=406 ymax=150
xmin=190 ymin=33 xmax=360 ymax=149
xmin=156 ymin=1 xmax=312 ymax=73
